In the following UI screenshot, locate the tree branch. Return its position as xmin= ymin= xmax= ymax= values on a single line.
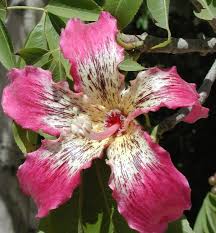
xmin=157 ymin=59 xmax=216 ymax=135
xmin=117 ymin=33 xmax=216 ymax=54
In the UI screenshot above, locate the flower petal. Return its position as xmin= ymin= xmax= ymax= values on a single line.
xmin=60 ymin=12 xmax=124 ymax=107
xmin=17 ymin=134 xmax=108 ymax=217
xmin=183 ymin=101 xmax=209 ymax=123
xmin=122 ymin=67 xmax=208 ymax=123
xmin=107 ymin=125 xmax=191 ymax=233
xmin=2 ymin=66 xmax=85 ymax=136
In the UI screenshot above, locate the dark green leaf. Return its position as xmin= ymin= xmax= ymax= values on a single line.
xmin=166 ymin=216 xmax=194 ymax=233
xmin=0 ymin=18 xmax=16 ymax=69
xmin=38 ymin=159 xmax=137 ymax=233
xmin=39 ymin=189 xmax=80 ymax=233
xmin=104 ymin=0 xmax=142 ymax=29
xmin=118 ymin=58 xmax=145 ymax=71
xmin=146 ymin=0 xmax=171 ymax=48
xmin=46 ymin=0 xmax=102 ymax=21
xmin=48 ymin=13 xmax=66 ymax=35
xmin=0 ymin=0 xmax=7 ymax=21
xmin=194 ymin=192 xmax=216 ymax=233
xmin=17 ymin=48 xmax=48 ymax=65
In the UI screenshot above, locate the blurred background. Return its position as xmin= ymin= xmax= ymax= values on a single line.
xmin=0 ymin=0 xmax=215 ymax=232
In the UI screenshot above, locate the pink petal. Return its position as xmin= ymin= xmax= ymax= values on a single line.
xmin=122 ymin=67 xmax=208 ymax=124
xmin=17 ymin=134 xmax=108 ymax=217
xmin=60 ymin=12 xmax=124 ymax=106
xmin=107 ymin=125 xmax=191 ymax=233
xmin=183 ymin=101 xmax=209 ymax=123
xmin=2 ymin=66 xmax=84 ymax=137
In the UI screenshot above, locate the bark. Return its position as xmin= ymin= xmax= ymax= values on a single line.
xmin=0 ymin=1 xmax=45 ymax=232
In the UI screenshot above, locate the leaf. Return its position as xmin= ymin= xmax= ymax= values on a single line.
xmin=104 ymin=0 xmax=142 ymax=29
xmin=17 ymin=48 xmax=48 ymax=65
xmin=24 ymin=13 xmax=48 ymax=49
xmin=18 ymin=13 xmax=48 ymax=67
xmin=48 ymin=13 xmax=66 ymax=35
xmin=0 ymin=18 xmax=16 ymax=69
xmin=44 ymin=14 xmax=70 ymax=81
xmin=194 ymin=0 xmax=216 ymax=20
xmin=12 ymin=122 xmax=37 ymax=154
xmin=118 ymin=58 xmax=145 ymax=71
xmin=46 ymin=0 xmax=102 ymax=21
xmin=146 ymin=0 xmax=171 ymax=49
xmin=39 ymin=189 xmax=80 ymax=233
xmin=166 ymin=216 xmax=194 ymax=233
xmin=0 ymin=0 xmax=7 ymax=21
xmin=38 ymin=159 xmax=137 ymax=233
xmin=194 ymin=192 xmax=216 ymax=233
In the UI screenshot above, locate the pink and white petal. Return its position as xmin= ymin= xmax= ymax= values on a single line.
xmin=2 ymin=66 xmax=85 ymax=137
xmin=17 ymin=134 xmax=108 ymax=217
xmin=121 ymin=67 xmax=207 ymax=123
xmin=107 ymin=125 xmax=191 ymax=233
xmin=60 ymin=12 xmax=124 ymax=107
xmin=183 ymin=101 xmax=209 ymax=123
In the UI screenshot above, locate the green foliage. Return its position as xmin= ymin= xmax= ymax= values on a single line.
xmin=118 ymin=58 xmax=145 ymax=71
xmin=103 ymin=0 xmax=143 ymax=29
xmin=146 ymin=0 xmax=171 ymax=48
xmin=194 ymin=0 xmax=216 ymax=20
xmin=166 ymin=216 xmax=194 ymax=233
xmin=12 ymin=122 xmax=38 ymax=154
xmin=24 ymin=13 xmax=48 ymax=50
xmin=17 ymin=13 xmax=70 ymax=81
xmin=39 ymin=160 xmax=137 ymax=233
xmin=194 ymin=192 xmax=216 ymax=233
xmin=0 ymin=18 xmax=16 ymax=69
xmin=0 ymin=0 xmax=6 ymax=21
xmin=46 ymin=0 xmax=102 ymax=21
xmin=17 ymin=48 xmax=48 ymax=65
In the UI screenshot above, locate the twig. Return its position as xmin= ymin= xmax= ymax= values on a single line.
xmin=117 ymin=33 xmax=216 ymax=54
xmin=157 ymin=59 xmax=216 ymax=135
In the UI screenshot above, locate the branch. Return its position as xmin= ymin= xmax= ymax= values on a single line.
xmin=117 ymin=33 xmax=216 ymax=54
xmin=191 ymin=0 xmax=216 ymax=33
xmin=157 ymin=59 xmax=216 ymax=135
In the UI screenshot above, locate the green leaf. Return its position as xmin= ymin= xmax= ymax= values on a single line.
xmin=0 ymin=18 xmax=16 ymax=69
xmin=38 ymin=159 xmax=137 ymax=233
xmin=118 ymin=58 xmax=145 ymax=71
xmin=194 ymin=192 xmax=216 ymax=233
xmin=46 ymin=0 xmax=102 ymax=21
xmin=39 ymin=189 xmax=80 ymax=233
xmin=166 ymin=216 xmax=194 ymax=233
xmin=18 ymin=13 xmax=48 ymax=67
xmin=24 ymin=13 xmax=48 ymax=49
xmin=104 ymin=0 xmax=142 ymax=29
xmin=17 ymin=48 xmax=48 ymax=65
xmin=12 ymin=123 xmax=37 ymax=154
xmin=194 ymin=0 xmax=216 ymax=20
xmin=44 ymin=14 xmax=70 ymax=81
xmin=146 ymin=0 xmax=171 ymax=48
xmin=48 ymin=13 xmax=66 ymax=35
xmin=0 ymin=0 xmax=7 ymax=21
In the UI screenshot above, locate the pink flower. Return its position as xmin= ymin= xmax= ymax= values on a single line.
xmin=2 ymin=12 xmax=208 ymax=233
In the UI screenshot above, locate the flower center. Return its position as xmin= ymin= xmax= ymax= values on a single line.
xmin=105 ymin=109 xmax=125 ymax=130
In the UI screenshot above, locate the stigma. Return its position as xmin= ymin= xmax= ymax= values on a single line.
xmin=105 ymin=109 xmax=125 ymax=131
